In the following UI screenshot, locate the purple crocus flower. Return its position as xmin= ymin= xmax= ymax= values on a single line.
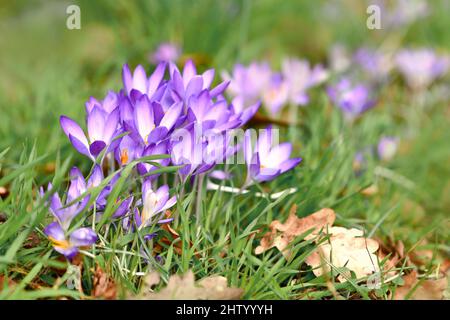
xmin=244 ymin=127 xmax=302 ymax=184
xmin=136 ymin=140 xmax=171 ymax=178
xmin=122 ymin=62 xmax=167 ymax=98
xmin=48 ymin=167 xmax=89 ymax=230
xmin=85 ymin=90 xmax=119 ymax=114
xmin=354 ymin=47 xmax=394 ymax=81
xmin=165 ymin=60 xmax=228 ymax=109
xmin=327 ymin=78 xmax=376 ymax=118
xmin=229 ymin=96 xmax=260 ymax=126
xmin=282 ymin=58 xmax=328 ymax=106
xmin=44 ymin=222 xmax=97 ymax=260
xmin=377 ymin=137 xmax=398 ymax=162
xmin=43 ymin=167 xmax=98 ymax=259
xmin=60 ymin=106 xmax=120 ymax=160
xmin=170 ymin=127 xmax=211 ymax=177
xmin=149 ymin=42 xmax=182 ymax=64
xmin=262 ymin=73 xmax=289 ymax=116
xmin=136 ymin=182 xmax=177 ymax=228
xmin=395 ymin=49 xmax=449 ymax=90
xmin=124 ymin=94 xmax=183 ymax=147
xmin=187 ymin=90 xmax=241 ymax=132
xmin=222 ymin=62 xmax=272 ymax=105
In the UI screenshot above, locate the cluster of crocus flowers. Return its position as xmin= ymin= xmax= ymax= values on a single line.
xmin=222 ymin=58 xmax=328 ymax=117
xmin=50 ymin=59 xmax=302 ymax=259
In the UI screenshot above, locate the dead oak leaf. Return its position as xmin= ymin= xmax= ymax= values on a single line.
xmin=394 ymin=270 xmax=447 ymax=300
xmin=255 ymin=206 xmax=335 ymax=258
xmin=134 ymin=270 xmax=243 ymax=300
xmin=91 ymin=266 xmax=117 ymax=300
xmin=305 ymin=227 xmax=380 ymax=282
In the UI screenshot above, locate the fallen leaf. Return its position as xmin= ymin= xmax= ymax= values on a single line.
xmin=255 ymin=205 xmax=336 ymax=258
xmin=305 ymin=227 xmax=380 ymax=282
xmin=24 ymin=232 xmax=41 ymax=249
xmin=91 ymin=266 xmax=117 ymax=300
xmin=394 ymin=270 xmax=447 ymax=300
xmin=134 ymin=270 xmax=243 ymax=300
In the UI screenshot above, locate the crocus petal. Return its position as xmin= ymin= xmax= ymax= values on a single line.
xmin=239 ymin=101 xmax=260 ymax=125
xmin=134 ymin=95 xmax=155 ymax=141
xmin=69 ymin=134 xmax=92 ymax=159
xmin=147 ymin=126 xmax=168 ymax=145
xmin=102 ymin=107 xmax=120 ymax=143
xmin=159 ymin=102 xmax=183 ymax=131
xmin=60 ymin=116 xmax=89 ymax=147
xmin=185 ymin=76 xmax=204 ymax=98
xmin=113 ymin=196 xmax=134 ymax=218
xmin=44 ymin=222 xmax=65 ymax=241
xmin=87 ymin=106 xmax=107 ymax=142
xmin=202 ymin=69 xmax=215 ymax=89
xmin=67 ymin=167 xmax=86 ymax=202
xmin=280 ymin=157 xmax=302 ymax=173
xmin=210 ymin=80 xmax=230 ymax=98
xmin=148 ymin=62 xmax=166 ymax=97
xmin=122 ymin=64 xmax=133 ymax=94
xmin=85 ymin=97 xmax=100 ymax=114
xmin=182 ymin=60 xmax=197 ymax=86
xmin=102 ymin=91 xmax=119 ymax=113
xmin=266 ymin=142 xmax=292 ymax=167
xmin=132 ymin=65 xmax=148 ymax=94
xmin=69 ymin=228 xmax=98 ymax=247
xmin=155 ymin=185 xmax=170 ymax=204
xmin=88 ymin=165 xmax=103 ymax=188
xmin=160 ymin=195 xmax=177 ymax=212
xmin=89 ymin=141 xmax=107 ymax=158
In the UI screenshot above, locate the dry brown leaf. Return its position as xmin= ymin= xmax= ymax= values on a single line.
xmin=394 ymin=270 xmax=447 ymax=300
xmin=134 ymin=270 xmax=243 ymax=300
xmin=91 ymin=266 xmax=117 ymax=300
xmin=305 ymin=227 xmax=380 ymax=282
xmin=255 ymin=205 xmax=336 ymax=258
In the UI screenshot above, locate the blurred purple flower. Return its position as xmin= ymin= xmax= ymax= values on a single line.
xmin=222 ymin=62 xmax=272 ymax=105
xmin=150 ymin=42 xmax=181 ymax=64
xmin=327 ymin=78 xmax=376 ymax=118
xmin=354 ymin=47 xmax=394 ymax=81
xmin=282 ymin=58 xmax=328 ymax=106
xmin=377 ymin=137 xmax=398 ymax=161
xmin=262 ymin=73 xmax=289 ymax=116
xmin=396 ymin=49 xmax=449 ymax=90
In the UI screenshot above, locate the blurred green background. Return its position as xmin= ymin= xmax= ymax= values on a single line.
xmin=1 ymin=0 xmax=449 ymax=157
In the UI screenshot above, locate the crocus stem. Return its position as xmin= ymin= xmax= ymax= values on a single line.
xmin=288 ymin=103 xmax=299 ymax=142
xmin=207 ymin=180 xmax=297 ymax=199
xmin=195 ymin=174 xmax=205 ymax=223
